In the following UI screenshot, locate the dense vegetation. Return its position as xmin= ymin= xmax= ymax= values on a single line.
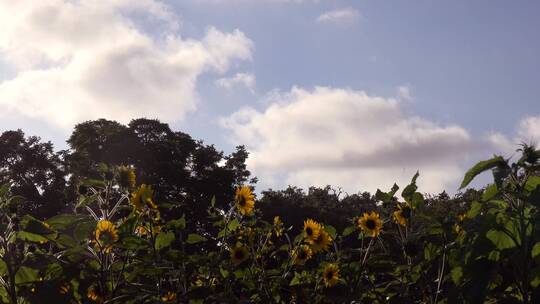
xmin=0 ymin=118 xmax=539 ymax=303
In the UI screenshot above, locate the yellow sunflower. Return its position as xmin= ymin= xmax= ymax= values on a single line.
xmin=292 ymin=245 xmax=313 ymax=265
xmin=303 ymin=219 xmax=321 ymax=243
xmin=322 ymin=263 xmax=340 ymax=288
xmin=273 ymin=216 xmax=284 ymax=237
xmin=131 ymin=184 xmax=157 ymax=211
xmin=311 ymin=229 xmax=332 ymax=253
xmin=358 ymin=212 xmax=383 ymax=238
xmin=235 ymin=186 xmax=255 ymax=216
xmin=230 ymin=245 xmax=249 ymax=265
xmin=135 ymin=224 xmax=161 ymax=237
xmin=454 ymin=223 xmax=464 ymax=235
xmin=59 ymin=284 xmax=70 ymax=295
xmin=95 ymin=220 xmax=119 ymax=252
xmin=393 ymin=203 xmax=412 ymax=227
xmin=161 ymin=291 xmax=177 ymax=302
xmin=87 ymin=286 xmax=104 ymax=303
xmin=118 ymin=165 xmax=136 ymax=189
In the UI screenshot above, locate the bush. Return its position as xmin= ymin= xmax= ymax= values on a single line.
xmin=0 ymin=140 xmax=539 ymax=303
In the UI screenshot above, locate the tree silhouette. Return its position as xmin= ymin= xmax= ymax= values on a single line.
xmin=0 ymin=130 xmax=67 ymax=219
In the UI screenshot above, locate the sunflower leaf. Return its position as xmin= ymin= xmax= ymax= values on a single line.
xmin=186 ymin=233 xmax=206 ymax=244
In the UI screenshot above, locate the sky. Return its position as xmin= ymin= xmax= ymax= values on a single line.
xmin=0 ymin=0 xmax=539 ymax=194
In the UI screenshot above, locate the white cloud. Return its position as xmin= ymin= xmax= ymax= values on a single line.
xmin=397 ymin=85 xmax=413 ymax=101
xmin=0 ymin=0 xmax=253 ymax=129
xmin=317 ymin=8 xmax=360 ymax=25
xmin=488 ymin=115 xmax=540 ymax=157
xmin=221 ymin=86 xmax=474 ymax=193
xmin=216 ymin=72 xmax=256 ymax=93
xmin=192 ymin=0 xmax=319 ymax=4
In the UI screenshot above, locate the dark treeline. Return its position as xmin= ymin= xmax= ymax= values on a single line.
xmin=0 ymin=118 xmax=477 ymax=229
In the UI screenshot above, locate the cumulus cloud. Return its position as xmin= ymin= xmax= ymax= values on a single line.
xmin=317 ymin=8 xmax=360 ymax=25
xmin=0 ymin=0 xmax=253 ymax=129
xmin=221 ymin=86 xmax=475 ymax=193
xmin=488 ymin=115 xmax=540 ymax=156
xmin=215 ymin=73 xmax=256 ymax=93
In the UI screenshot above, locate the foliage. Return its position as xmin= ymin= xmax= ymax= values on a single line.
xmin=1 ymin=123 xmax=540 ymax=302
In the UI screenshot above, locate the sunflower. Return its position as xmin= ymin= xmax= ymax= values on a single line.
xmin=135 ymin=224 xmax=161 ymax=237
xmin=358 ymin=212 xmax=383 ymax=238
xmin=454 ymin=223 xmax=464 ymax=235
xmin=274 ymin=216 xmax=284 ymax=237
xmin=303 ymin=219 xmax=321 ymax=243
xmin=95 ymin=220 xmax=119 ymax=252
xmin=131 ymin=184 xmax=157 ymax=211
xmin=59 ymin=284 xmax=70 ymax=295
xmin=292 ymin=245 xmax=313 ymax=265
xmin=311 ymin=230 xmax=332 ymax=253
xmin=393 ymin=203 xmax=412 ymax=227
xmin=235 ymin=186 xmax=255 ymax=216
xmin=230 ymin=245 xmax=249 ymax=265
xmin=322 ymin=263 xmax=340 ymax=288
xmin=87 ymin=286 xmax=104 ymax=303
xmin=118 ymin=165 xmax=136 ymax=189
xmin=161 ymin=291 xmax=177 ymax=302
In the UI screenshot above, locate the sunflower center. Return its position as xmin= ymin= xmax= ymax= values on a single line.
xmin=366 ymin=219 xmax=376 ymax=230
xmin=325 ymin=271 xmax=334 ymax=280
xmin=238 ymin=196 xmax=246 ymax=207
xmin=100 ymin=231 xmax=113 ymax=243
xmin=306 ymin=227 xmax=313 ymax=236
xmin=298 ymin=250 xmax=307 ymax=259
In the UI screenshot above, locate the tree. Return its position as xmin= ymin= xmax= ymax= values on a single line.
xmin=66 ymin=118 xmax=254 ymax=223
xmin=0 ymin=130 xmax=67 ymax=219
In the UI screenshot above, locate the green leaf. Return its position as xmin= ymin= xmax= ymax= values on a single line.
xmin=210 ymin=196 xmax=216 ymax=208
xmin=532 ymin=242 xmax=540 ymax=258
xmin=186 ymin=233 xmax=206 ymax=244
xmin=155 ymin=232 xmax=175 ymax=250
xmin=531 ymin=267 xmax=540 ymax=288
xmin=402 ymin=171 xmax=419 ymax=203
xmin=450 ymin=267 xmax=463 ymax=284
xmin=525 ymin=176 xmax=540 ymax=204
xmin=424 ymin=243 xmax=439 ymax=261
xmin=168 ymin=215 xmax=186 ymax=230
xmin=227 ymin=218 xmax=240 ymax=231
xmin=467 ymin=201 xmax=482 ymax=218
xmin=74 ymin=221 xmax=95 ymax=242
xmin=17 ymin=231 xmax=49 ymax=243
xmin=481 ymin=184 xmax=499 ymax=202
xmin=460 ymin=156 xmax=507 ymax=189
xmin=375 ymin=184 xmax=399 ymax=203
xmin=389 ymin=183 xmax=399 ymax=197
xmin=118 ymin=236 xmax=147 ymax=250
xmin=289 ymin=272 xmax=301 ymax=286
xmin=46 ymin=214 xmax=86 ymax=230
xmin=487 ymin=250 xmax=500 ymax=261
xmin=342 ymin=226 xmax=356 ymax=237
xmin=15 ymin=266 xmax=38 ymax=284
xmin=22 ymin=216 xmax=53 ymax=235
xmin=486 ymin=229 xmax=517 ymax=250
xmin=220 ymin=267 xmax=229 ymax=278
xmin=412 ymin=192 xmax=424 ymax=209
xmin=0 ymin=183 xmax=11 ymax=197
xmin=325 ymin=225 xmax=337 ymax=239
xmin=0 ymin=260 xmax=7 ymax=276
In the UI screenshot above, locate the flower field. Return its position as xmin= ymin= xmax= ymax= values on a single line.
xmin=0 ymin=145 xmax=540 ymax=303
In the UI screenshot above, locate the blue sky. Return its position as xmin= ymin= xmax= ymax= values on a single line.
xmin=0 ymin=0 xmax=539 ymax=193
